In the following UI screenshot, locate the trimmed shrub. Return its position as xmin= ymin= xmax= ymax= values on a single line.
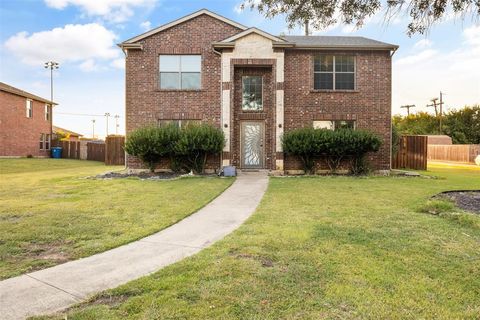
xmin=282 ymin=127 xmax=318 ymax=174
xmin=174 ymin=124 xmax=225 ymax=174
xmin=124 ymin=125 xmax=180 ymax=172
xmin=282 ymin=128 xmax=382 ymax=175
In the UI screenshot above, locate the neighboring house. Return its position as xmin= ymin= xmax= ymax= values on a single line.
xmin=53 ymin=126 xmax=83 ymax=141
xmin=119 ymin=9 xmax=398 ymax=172
xmin=0 ymin=82 xmax=56 ymax=157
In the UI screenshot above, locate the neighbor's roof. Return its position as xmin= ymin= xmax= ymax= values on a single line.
xmin=0 ymin=81 xmax=57 ymax=105
xmin=281 ymin=36 xmax=398 ymax=50
xmin=53 ymin=126 xmax=83 ymax=137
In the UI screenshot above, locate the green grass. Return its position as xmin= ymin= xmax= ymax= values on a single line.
xmin=41 ymin=165 xmax=480 ymax=320
xmin=0 ymin=159 xmax=233 ymax=280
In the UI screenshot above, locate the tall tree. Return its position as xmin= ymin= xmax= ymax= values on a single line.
xmin=242 ymin=0 xmax=479 ymax=35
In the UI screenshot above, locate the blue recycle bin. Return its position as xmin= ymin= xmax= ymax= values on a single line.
xmin=51 ymin=147 xmax=62 ymax=158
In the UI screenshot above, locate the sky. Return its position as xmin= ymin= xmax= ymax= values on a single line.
xmin=1 ymin=0 xmax=479 ymax=139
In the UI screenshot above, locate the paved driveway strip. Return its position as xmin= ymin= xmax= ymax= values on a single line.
xmin=0 ymin=172 xmax=268 ymax=320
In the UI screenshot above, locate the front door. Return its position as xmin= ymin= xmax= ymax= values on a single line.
xmin=240 ymin=121 xmax=264 ymax=169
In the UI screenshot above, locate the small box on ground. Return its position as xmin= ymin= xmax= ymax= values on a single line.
xmin=222 ymin=166 xmax=236 ymax=177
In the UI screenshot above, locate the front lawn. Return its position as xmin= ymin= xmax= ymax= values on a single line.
xmin=0 ymin=159 xmax=233 ymax=280
xmin=49 ymin=166 xmax=480 ymax=319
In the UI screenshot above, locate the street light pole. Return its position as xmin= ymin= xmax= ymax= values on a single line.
xmin=44 ymin=61 xmax=59 ymax=105
xmin=92 ymin=119 xmax=96 ymax=139
xmin=114 ymin=115 xmax=120 ymax=135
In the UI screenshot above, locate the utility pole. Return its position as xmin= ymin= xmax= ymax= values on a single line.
xmin=426 ymin=93 xmax=445 ymax=132
xmin=105 ymin=113 xmax=110 ymax=138
xmin=92 ymin=119 xmax=96 ymax=139
xmin=400 ymin=104 xmax=415 ymax=116
xmin=305 ymin=19 xmax=310 ymax=36
xmin=439 ymin=91 xmax=444 ymax=132
xmin=114 ymin=115 xmax=120 ymax=135
xmin=426 ymin=98 xmax=439 ymax=117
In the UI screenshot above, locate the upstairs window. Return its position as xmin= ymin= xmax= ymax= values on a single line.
xmin=313 ymin=120 xmax=356 ymax=130
xmin=242 ymin=76 xmax=263 ymax=111
xmin=159 ymin=55 xmax=201 ymax=90
xmin=157 ymin=119 xmax=200 ymax=128
xmin=45 ymin=104 xmax=51 ymax=121
xmin=314 ymin=55 xmax=355 ymax=90
xmin=26 ymin=100 xmax=33 ymax=118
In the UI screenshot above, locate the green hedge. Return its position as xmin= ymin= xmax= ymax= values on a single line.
xmin=125 ymin=124 xmax=224 ymax=174
xmin=282 ymin=128 xmax=382 ymax=175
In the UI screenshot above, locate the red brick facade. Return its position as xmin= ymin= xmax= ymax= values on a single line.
xmin=283 ymin=50 xmax=392 ymax=171
xmin=0 ymin=90 xmax=52 ymax=157
xmin=123 ymin=12 xmax=393 ymax=172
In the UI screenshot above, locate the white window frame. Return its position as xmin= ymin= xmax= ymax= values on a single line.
xmin=159 ymin=55 xmax=202 ymax=90
xmin=313 ymin=120 xmax=356 ymax=130
xmin=314 ymin=55 xmax=356 ymax=90
xmin=39 ymin=133 xmax=45 ymax=150
xmin=26 ymin=99 xmax=33 ymax=118
xmin=157 ymin=119 xmax=200 ymax=128
xmin=241 ymin=76 xmax=264 ymax=111
xmin=45 ymin=104 xmax=51 ymax=121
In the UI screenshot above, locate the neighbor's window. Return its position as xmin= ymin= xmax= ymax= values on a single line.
xmin=26 ymin=100 xmax=33 ymax=118
xmin=39 ymin=133 xmax=45 ymax=149
xmin=45 ymin=104 xmax=51 ymax=121
xmin=313 ymin=120 xmax=355 ymax=130
xmin=314 ymin=55 xmax=355 ymax=90
xmin=242 ymin=76 xmax=263 ymax=111
xmin=157 ymin=119 xmax=200 ymax=128
xmin=159 ymin=55 xmax=201 ymax=89
xmin=45 ymin=134 xmax=51 ymax=150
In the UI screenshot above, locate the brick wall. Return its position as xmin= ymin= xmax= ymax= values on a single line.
xmin=125 ymin=14 xmax=243 ymax=169
xmin=283 ymin=50 xmax=392 ymax=171
xmin=0 ymin=91 xmax=52 ymax=157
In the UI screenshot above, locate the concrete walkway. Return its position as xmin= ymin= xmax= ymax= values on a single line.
xmin=0 ymin=172 xmax=268 ymax=320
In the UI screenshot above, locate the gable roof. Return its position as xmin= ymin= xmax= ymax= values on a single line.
xmin=53 ymin=126 xmax=83 ymax=137
xmin=220 ymin=27 xmax=287 ymax=43
xmin=0 ymin=81 xmax=57 ymax=105
xmin=282 ymin=36 xmax=398 ymax=50
xmin=120 ymin=9 xmax=247 ymax=45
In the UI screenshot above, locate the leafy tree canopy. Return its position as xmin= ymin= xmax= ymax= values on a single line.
xmin=242 ymin=0 xmax=479 ymax=35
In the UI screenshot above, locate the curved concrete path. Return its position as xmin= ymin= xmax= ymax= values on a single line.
xmin=0 ymin=172 xmax=268 ymax=320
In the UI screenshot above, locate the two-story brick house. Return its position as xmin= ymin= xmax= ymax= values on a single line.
xmin=0 ymin=82 xmax=56 ymax=157
xmin=119 ymin=9 xmax=397 ymax=172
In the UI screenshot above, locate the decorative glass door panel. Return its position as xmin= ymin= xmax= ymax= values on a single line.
xmin=241 ymin=122 xmax=264 ymax=169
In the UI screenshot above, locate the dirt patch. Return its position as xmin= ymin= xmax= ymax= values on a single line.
xmin=25 ymin=242 xmax=71 ymax=264
xmin=233 ymin=253 xmax=275 ymax=268
xmin=83 ymin=293 xmax=130 ymax=308
xmin=434 ymin=190 xmax=480 ymax=214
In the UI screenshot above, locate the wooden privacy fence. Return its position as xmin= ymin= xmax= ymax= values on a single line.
xmin=105 ymin=136 xmax=125 ymax=165
xmin=54 ymin=141 xmax=80 ymax=159
xmin=428 ymin=144 xmax=480 ymax=163
xmin=392 ymin=135 xmax=428 ymax=170
xmin=87 ymin=141 xmax=106 ymax=162
xmin=52 ymin=136 xmax=125 ymax=165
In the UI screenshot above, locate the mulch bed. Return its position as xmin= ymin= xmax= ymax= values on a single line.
xmin=95 ymin=171 xmax=182 ymax=180
xmin=434 ymin=190 xmax=480 ymax=214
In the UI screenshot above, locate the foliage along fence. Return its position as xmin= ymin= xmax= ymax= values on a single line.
xmin=428 ymin=144 xmax=480 ymax=163
xmin=52 ymin=136 xmax=125 ymax=165
xmin=392 ymin=135 xmax=428 ymax=170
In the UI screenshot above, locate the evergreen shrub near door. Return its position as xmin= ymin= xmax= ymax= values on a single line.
xmin=125 ymin=124 xmax=224 ymax=174
xmin=282 ymin=128 xmax=382 ymax=175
